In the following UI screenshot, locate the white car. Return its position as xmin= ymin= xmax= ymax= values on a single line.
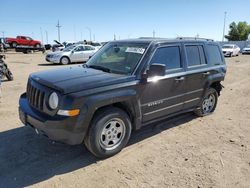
xmin=222 ymin=44 xmax=240 ymax=57
xmin=242 ymin=45 xmax=250 ymax=54
xmin=90 ymin=42 xmax=102 ymax=50
xmin=46 ymin=44 xmax=97 ymax=65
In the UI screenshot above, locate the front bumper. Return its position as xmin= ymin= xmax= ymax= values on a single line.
xmin=45 ymin=56 xmax=60 ymax=63
xmin=222 ymin=51 xmax=232 ymax=57
xmin=242 ymin=50 xmax=250 ymax=54
xmin=19 ymin=94 xmax=86 ymax=145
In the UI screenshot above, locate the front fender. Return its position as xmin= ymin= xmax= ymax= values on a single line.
xmin=79 ymin=89 xmax=141 ymax=137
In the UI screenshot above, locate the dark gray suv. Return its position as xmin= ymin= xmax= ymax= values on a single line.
xmin=19 ymin=37 xmax=226 ymax=158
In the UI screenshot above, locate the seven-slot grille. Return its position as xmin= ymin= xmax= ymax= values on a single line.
xmin=27 ymin=82 xmax=45 ymax=110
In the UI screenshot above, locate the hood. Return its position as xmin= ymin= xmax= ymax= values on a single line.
xmin=243 ymin=47 xmax=250 ymax=50
xmin=54 ymin=40 xmax=63 ymax=45
xmin=222 ymin=48 xmax=233 ymax=52
xmin=47 ymin=51 xmax=67 ymax=56
xmin=33 ymin=40 xmax=41 ymax=43
xmin=30 ymin=65 xmax=132 ymax=94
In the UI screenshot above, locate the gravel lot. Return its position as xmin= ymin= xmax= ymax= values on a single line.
xmin=0 ymin=52 xmax=250 ymax=188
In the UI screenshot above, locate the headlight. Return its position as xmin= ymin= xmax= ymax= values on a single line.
xmin=49 ymin=92 xmax=59 ymax=110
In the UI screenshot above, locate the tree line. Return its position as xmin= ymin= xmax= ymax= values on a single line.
xmin=225 ymin=21 xmax=250 ymax=41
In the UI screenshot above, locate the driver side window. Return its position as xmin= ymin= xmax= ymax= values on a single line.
xmin=150 ymin=46 xmax=182 ymax=71
xmin=74 ymin=46 xmax=84 ymax=52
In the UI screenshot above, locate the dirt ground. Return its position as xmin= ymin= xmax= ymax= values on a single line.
xmin=0 ymin=52 xmax=250 ymax=188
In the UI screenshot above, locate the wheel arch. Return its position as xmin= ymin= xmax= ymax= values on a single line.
xmin=209 ymin=81 xmax=223 ymax=96
xmin=60 ymin=56 xmax=70 ymax=64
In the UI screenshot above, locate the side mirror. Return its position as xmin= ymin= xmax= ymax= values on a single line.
xmin=71 ymin=50 xmax=74 ymax=54
xmin=147 ymin=63 xmax=166 ymax=77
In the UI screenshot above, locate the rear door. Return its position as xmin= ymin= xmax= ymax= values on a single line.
xmin=83 ymin=46 xmax=96 ymax=61
xmin=140 ymin=44 xmax=187 ymax=122
xmin=182 ymin=43 xmax=208 ymax=110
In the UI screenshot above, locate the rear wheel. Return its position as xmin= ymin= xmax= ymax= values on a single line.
xmin=60 ymin=56 xmax=70 ymax=65
xmin=84 ymin=107 xmax=132 ymax=158
xmin=194 ymin=88 xmax=218 ymax=117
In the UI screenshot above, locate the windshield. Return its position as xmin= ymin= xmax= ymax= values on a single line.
xmin=91 ymin=42 xmax=101 ymax=46
xmin=86 ymin=42 xmax=148 ymax=75
xmin=222 ymin=45 xmax=233 ymax=49
xmin=63 ymin=45 xmax=76 ymax=52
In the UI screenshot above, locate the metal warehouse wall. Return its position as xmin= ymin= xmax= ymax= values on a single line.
xmin=218 ymin=41 xmax=250 ymax=51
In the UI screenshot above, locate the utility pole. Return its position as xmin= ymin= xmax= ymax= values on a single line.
xmin=93 ymin=34 xmax=95 ymax=41
xmin=40 ymin=27 xmax=44 ymax=43
xmin=222 ymin=11 xmax=227 ymax=42
xmin=85 ymin=27 xmax=92 ymax=41
xmin=45 ymin=31 xmax=48 ymax=44
xmin=56 ymin=20 xmax=62 ymax=42
xmin=153 ymin=30 xmax=156 ymax=38
xmin=1 ymin=31 xmax=5 ymax=38
xmin=114 ymin=34 xmax=116 ymax=40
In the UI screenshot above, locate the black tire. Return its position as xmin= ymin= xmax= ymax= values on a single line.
xmin=11 ymin=42 xmax=17 ymax=48
xmin=194 ymin=88 xmax=218 ymax=117
xmin=35 ymin=43 xmax=41 ymax=48
xmin=6 ymin=70 xmax=13 ymax=81
xmin=60 ymin=56 xmax=70 ymax=65
xmin=84 ymin=107 xmax=132 ymax=158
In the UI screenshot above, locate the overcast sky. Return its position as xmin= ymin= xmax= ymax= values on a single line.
xmin=1 ymin=0 xmax=250 ymax=43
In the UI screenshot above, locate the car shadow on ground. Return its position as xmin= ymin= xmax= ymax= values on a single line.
xmin=37 ymin=63 xmax=61 ymax=66
xmin=0 ymin=113 xmax=196 ymax=188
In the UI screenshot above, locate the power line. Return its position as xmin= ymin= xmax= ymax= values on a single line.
xmin=56 ymin=20 xmax=62 ymax=42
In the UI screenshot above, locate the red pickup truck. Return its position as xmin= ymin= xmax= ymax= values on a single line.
xmin=6 ymin=36 xmax=41 ymax=48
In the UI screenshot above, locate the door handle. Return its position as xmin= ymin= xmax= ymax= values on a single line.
xmin=202 ymin=71 xmax=210 ymax=76
xmin=175 ymin=77 xmax=185 ymax=82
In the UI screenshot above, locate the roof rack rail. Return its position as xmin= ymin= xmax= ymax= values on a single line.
xmin=176 ymin=37 xmax=214 ymax=42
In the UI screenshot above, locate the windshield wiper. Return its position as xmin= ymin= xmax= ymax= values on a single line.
xmin=88 ymin=65 xmax=111 ymax=73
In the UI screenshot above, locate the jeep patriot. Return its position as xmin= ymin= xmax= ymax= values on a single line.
xmin=19 ymin=38 xmax=226 ymax=158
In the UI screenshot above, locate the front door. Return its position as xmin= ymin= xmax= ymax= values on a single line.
xmin=140 ymin=44 xmax=187 ymax=123
xmin=71 ymin=46 xmax=85 ymax=62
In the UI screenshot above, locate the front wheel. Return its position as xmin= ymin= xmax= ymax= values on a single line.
xmin=11 ymin=42 xmax=17 ymax=48
xmin=194 ymin=88 xmax=218 ymax=117
xmin=60 ymin=56 xmax=70 ymax=65
xmin=35 ymin=43 xmax=41 ymax=48
xmin=84 ymin=107 xmax=132 ymax=158
xmin=6 ymin=70 xmax=13 ymax=81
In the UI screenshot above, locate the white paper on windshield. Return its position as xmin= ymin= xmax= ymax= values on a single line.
xmin=125 ymin=47 xmax=145 ymax=54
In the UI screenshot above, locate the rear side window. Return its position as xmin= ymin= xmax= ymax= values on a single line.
xmin=186 ymin=45 xmax=206 ymax=66
xmin=206 ymin=45 xmax=223 ymax=65
xmin=150 ymin=46 xmax=181 ymax=70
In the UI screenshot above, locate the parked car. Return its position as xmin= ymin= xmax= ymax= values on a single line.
xmin=221 ymin=44 xmax=240 ymax=57
xmin=19 ymin=38 xmax=226 ymax=158
xmin=0 ymin=38 xmax=10 ymax=52
xmin=242 ymin=45 xmax=250 ymax=54
xmin=52 ymin=40 xmax=75 ymax=52
xmin=89 ymin=41 xmax=102 ymax=49
xmin=46 ymin=44 xmax=97 ymax=65
xmin=6 ymin=36 xmax=41 ymax=48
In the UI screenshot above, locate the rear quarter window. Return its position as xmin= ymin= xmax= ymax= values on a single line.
xmin=206 ymin=45 xmax=223 ymax=65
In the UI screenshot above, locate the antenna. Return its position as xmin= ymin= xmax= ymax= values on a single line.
xmin=56 ymin=20 xmax=62 ymax=42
